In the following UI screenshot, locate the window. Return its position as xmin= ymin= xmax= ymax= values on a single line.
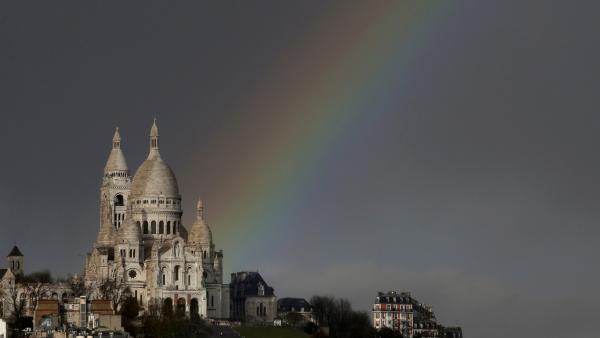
xmin=188 ymin=275 xmax=191 ymax=286
xmin=143 ymin=221 xmax=149 ymax=234
xmin=174 ymin=266 xmax=180 ymax=281
xmin=258 ymin=283 xmax=265 ymax=296
xmin=159 ymin=221 xmax=164 ymax=234
xmin=114 ymin=194 xmax=124 ymax=206
xmin=211 ymin=295 xmax=214 ymax=308
xmin=167 ymin=221 xmax=171 ymax=234
xmin=143 ymin=200 xmax=148 ymax=204
xmin=151 ymin=221 xmax=156 ymax=234
xmin=162 ymin=273 xmax=166 ymax=285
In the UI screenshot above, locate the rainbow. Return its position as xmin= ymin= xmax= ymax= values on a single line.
xmin=192 ymin=2 xmax=456 ymax=269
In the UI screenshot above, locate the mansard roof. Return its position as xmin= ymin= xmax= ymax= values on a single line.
xmin=375 ymin=291 xmax=414 ymax=304
xmin=278 ymin=298 xmax=313 ymax=312
xmin=8 ymin=245 xmax=23 ymax=257
xmin=230 ymin=271 xmax=275 ymax=297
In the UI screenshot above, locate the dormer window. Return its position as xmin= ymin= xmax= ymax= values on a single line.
xmin=258 ymin=283 xmax=265 ymax=296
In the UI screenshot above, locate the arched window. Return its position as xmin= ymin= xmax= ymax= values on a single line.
xmin=203 ymin=251 xmax=207 ymax=259
xmin=174 ymin=266 xmax=180 ymax=281
xmin=114 ymin=194 xmax=124 ymax=206
xmin=151 ymin=221 xmax=156 ymax=234
xmin=143 ymin=221 xmax=149 ymax=234
xmin=159 ymin=221 xmax=164 ymax=234
xmin=211 ymin=295 xmax=214 ymax=308
xmin=190 ymin=298 xmax=199 ymax=318
xmin=173 ymin=221 xmax=177 ymax=233
xmin=162 ymin=271 xmax=166 ymax=286
xmin=167 ymin=221 xmax=171 ymax=234
xmin=163 ymin=298 xmax=173 ymax=315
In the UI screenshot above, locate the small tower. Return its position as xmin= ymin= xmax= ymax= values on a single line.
xmin=7 ymin=245 xmax=24 ymax=276
xmin=149 ymin=118 xmax=160 ymax=158
xmin=98 ymin=127 xmax=132 ymax=249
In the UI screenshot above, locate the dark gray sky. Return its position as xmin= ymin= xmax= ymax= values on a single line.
xmin=1 ymin=2 xmax=599 ymax=337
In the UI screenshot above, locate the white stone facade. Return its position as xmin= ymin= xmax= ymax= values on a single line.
xmin=84 ymin=120 xmax=230 ymax=319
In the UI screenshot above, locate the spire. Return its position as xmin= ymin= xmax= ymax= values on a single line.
xmin=112 ymin=127 xmax=121 ymax=149
xmin=197 ymin=199 xmax=204 ymax=219
xmin=7 ymin=246 xmax=23 ymax=257
xmin=149 ymin=118 xmax=160 ymax=158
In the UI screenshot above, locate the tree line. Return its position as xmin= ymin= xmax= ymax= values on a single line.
xmin=305 ymin=295 xmax=405 ymax=338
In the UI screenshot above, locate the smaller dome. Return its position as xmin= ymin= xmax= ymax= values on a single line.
xmin=117 ymin=212 xmax=141 ymax=243
xmin=104 ymin=128 xmax=128 ymax=173
xmin=188 ymin=199 xmax=212 ymax=245
xmin=104 ymin=149 xmax=128 ymax=173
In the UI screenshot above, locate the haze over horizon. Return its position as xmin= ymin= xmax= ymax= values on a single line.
xmin=1 ymin=2 xmax=599 ymax=337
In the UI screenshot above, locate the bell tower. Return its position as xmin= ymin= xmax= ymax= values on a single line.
xmin=7 ymin=245 xmax=24 ymax=276
xmin=97 ymin=128 xmax=132 ymax=247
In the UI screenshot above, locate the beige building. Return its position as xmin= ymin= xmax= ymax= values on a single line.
xmin=84 ymin=120 xmax=229 ymax=319
xmin=373 ymin=291 xmax=462 ymax=338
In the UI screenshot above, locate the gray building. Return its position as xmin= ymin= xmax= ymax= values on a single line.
xmin=230 ymin=272 xmax=277 ymax=324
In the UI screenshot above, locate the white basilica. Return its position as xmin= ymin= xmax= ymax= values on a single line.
xmin=84 ymin=120 xmax=229 ymax=319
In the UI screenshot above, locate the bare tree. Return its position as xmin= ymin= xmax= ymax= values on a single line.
xmin=19 ymin=271 xmax=52 ymax=312
xmin=6 ymin=282 xmax=26 ymax=322
xmin=98 ymin=273 xmax=131 ymax=312
xmin=68 ymin=274 xmax=92 ymax=298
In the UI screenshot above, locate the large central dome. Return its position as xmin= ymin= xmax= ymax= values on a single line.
xmin=131 ymin=155 xmax=179 ymax=197
xmin=130 ymin=119 xmax=180 ymax=197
